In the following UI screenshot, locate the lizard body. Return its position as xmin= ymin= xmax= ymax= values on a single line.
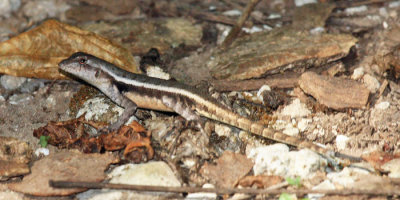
xmin=59 ymin=52 xmax=333 ymax=157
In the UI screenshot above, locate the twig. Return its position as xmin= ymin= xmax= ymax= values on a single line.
xmin=221 ymin=0 xmax=261 ymax=48
xmin=49 ymin=180 xmax=400 ymax=196
xmin=335 ymin=0 xmax=389 ymax=9
xmin=191 ymin=10 xmax=250 ymax=27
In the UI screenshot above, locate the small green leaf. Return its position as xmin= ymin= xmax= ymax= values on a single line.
xmin=279 ymin=193 xmax=295 ymax=200
xmin=286 ymin=177 xmax=301 ymax=187
xmin=39 ymin=135 xmax=50 ymax=148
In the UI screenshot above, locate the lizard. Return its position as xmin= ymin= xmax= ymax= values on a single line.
xmin=58 ymin=52 xmax=357 ymax=162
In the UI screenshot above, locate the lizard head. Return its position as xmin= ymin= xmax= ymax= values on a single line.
xmin=59 ymin=52 xmax=112 ymax=85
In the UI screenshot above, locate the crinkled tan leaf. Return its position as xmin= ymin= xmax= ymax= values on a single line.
xmin=0 ymin=19 xmax=140 ymax=79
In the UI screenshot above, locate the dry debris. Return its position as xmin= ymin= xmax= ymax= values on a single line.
xmin=33 ymin=115 xmax=153 ymax=162
xmin=200 ymin=151 xmax=253 ymax=188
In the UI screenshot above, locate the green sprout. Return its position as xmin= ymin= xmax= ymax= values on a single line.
xmin=39 ymin=135 xmax=50 ymax=148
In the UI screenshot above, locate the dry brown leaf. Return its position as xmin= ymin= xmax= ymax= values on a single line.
xmin=237 ymin=175 xmax=283 ymax=189
xmin=0 ymin=19 xmax=140 ymax=79
xmin=362 ymin=150 xmax=400 ymax=172
xmin=33 ymin=116 xmax=153 ymax=162
xmin=200 ymin=151 xmax=253 ymax=188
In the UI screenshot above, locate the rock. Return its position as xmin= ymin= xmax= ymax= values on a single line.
xmin=76 ymin=97 xmax=137 ymax=127
xmin=375 ymin=101 xmax=390 ymax=110
xmin=381 ymin=158 xmax=400 ymax=178
xmin=185 ymin=184 xmax=217 ymax=199
xmin=222 ymin=9 xmax=242 ymax=17
xmin=335 ymin=135 xmax=350 ymax=150
xmin=362 ymin=74 xmax=380 ymax=93
xmin=78 ymin=162 xmax=181 ymax=200
xmin=281 ymin=99 xmax=311 ymax=118
xmin=22 ymin=0 xmax=70 ymax=23
xmin=214 ymin=124 xmax=232 ymax=137
xmin=344 ymin=5 xmax=368 ymax=15
xmin=0 ymin=75 xmax=26 ymax=90
xmin=109 ymin=162 xmax=181 ymax=186
xmin=19 ymin=79 xmax=46 ymax=93
xmin=327 ymin=167 xmax=370 ymax=188
xmin=282 ymin=126 xmax=300 ymax=137
xmin=8 ymin=93 xmax=33 ymax=105
xmin=351 ymin=67 xmax=365 ymax=80
xmin=294 ymin=0 xmax=317 ymax=7
xmin=308 ymin=180 xmax=336 ymax=199
xmin=34 ymin=148 xmax=49 ymax=157
xmin=297 ymin=118 xmax=312 ymax=132
xmin=0 ymin=0 xmax=20 ymax=18
xmin=248 ymin=144 xmax=326 ymax=179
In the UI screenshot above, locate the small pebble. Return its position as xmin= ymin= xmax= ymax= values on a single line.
xmin=362 ymin=74 xmax=380 ymax=93
xmin=335 ymin=135 xmax=350 ymax=150
xmin=8 ymin=93 xmax=32 ymax=105
xmin=0 ymin=0 xmax=21 ymax=18
xmin=281 ymin=99 xmax=311 ymax=118
xmin=351 ymin=67 xmax=365 ymax=80
xmin=0 ymin=75 xmax=26 ymax=90
xmin=222 ymin=9 xmax=241 ymax=17
xmin=294 ymin=0 xmax=317 ymax=7
xmin=186 ymin=184 xmax=217 ymax=199
xmin=375 ymin=101 xmax=390 ymax=110
xmin=344 ymin=5 xmax=368 ymax=15
xmin=34 ymin=148 xmax=50 ymax=157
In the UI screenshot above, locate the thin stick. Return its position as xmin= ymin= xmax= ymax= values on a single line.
xmin=221 ymin=0 xmax=261 ymax=48
xmin=49 ymin=180 xmax=400 ymax=196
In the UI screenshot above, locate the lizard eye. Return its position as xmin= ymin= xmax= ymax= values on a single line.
xmin=79 ymin=58 xmax=87 ymax=64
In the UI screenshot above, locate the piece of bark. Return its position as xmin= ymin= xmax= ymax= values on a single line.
xmin=299 ymin=72 xmax=369 ymax=110
xmin=8 ymin=151 xmax=119 ymax=196
xmin=0 ymin=161 xmax=30 ymax=181
xmin=0 ymin=136 xmax=32 ymax=164
xmin=209 ymin=27 xmax=357 ymax=81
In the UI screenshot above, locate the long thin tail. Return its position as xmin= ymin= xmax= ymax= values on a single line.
xmin=196 ymin=104 xmax=331 ymax=156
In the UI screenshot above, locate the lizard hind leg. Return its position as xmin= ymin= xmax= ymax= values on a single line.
xmin=161 ymin=96 xmax=209 ymax=141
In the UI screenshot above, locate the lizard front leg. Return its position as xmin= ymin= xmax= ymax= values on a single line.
xmin=100 ymin=84 xmax=138 ymax=132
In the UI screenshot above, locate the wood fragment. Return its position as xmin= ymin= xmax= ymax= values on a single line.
xmin=211 ymin=72 xmax=300 ymax=92
xmin=299 ymin=72 xmax=370 ymax=110
xmin=378 ymin=79 xmax=388 ymax=98
xmin=221 ymin=0 xmax=261 ymax=48
xmin=190 ymin=10 xmax=252 ymax=27
xmin=49 ymin=180 xmax=400 ymax=196
xmin=335 ymin=0 xmax=389 ymax=9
